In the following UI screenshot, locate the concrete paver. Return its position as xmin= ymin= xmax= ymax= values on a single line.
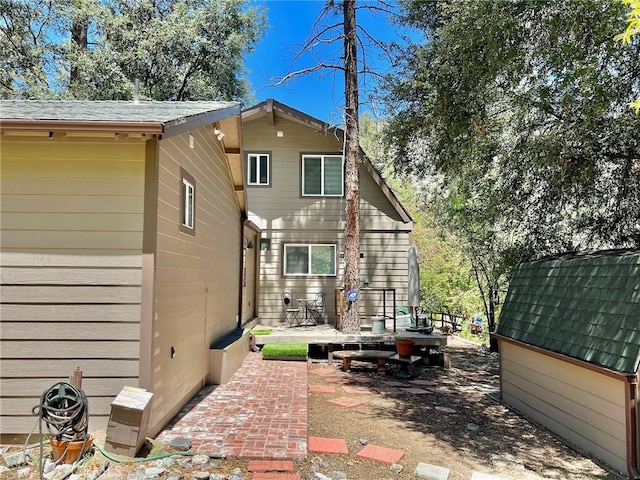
xmin=356 ymin=444 xmax=405 ymax=464
xmin=308 ymin=384 xmax=336 ymax=393
xmin=308 ymin=436 xmax=349 ymax=454
xmin=327 ymin=396 xmax=366 ymax=408
xmin=414 ymin=462 xmax=450 ymax=480
xmin=252 ymin=474 xmax=301 ymax=480
xmin=248 ymin=460 xmax=295 ymax=472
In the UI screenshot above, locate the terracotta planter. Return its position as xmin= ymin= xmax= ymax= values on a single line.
xmin=50 ymin=435 xmax=93 ymax=464
xmin=395 ymin=339 xmax=415 ymax=358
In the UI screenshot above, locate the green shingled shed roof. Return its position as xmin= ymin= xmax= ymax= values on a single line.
xmin=496 ymin=249 xmax=640 ymax=374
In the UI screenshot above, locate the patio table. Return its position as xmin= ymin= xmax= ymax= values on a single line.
xmin=296 ymin=298 xmax=317 ymax=325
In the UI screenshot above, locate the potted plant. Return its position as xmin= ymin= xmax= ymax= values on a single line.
xmin=395 ymin=338 xmax=415 ymax=358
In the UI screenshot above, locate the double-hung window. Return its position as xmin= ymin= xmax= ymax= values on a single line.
xmin=284 ymin=244 xmax=336 ymax=276
xmin=302 ymin=154 xmax=343 ymax=196
xmin=180 ymin=168 xmax=196 ymax=235
xmin=247 ymin=152 xmax=270 ymax=186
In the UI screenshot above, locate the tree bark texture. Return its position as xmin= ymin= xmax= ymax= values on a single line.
xmin=340 ymin=0 xmax=361 ymax=334
xmin=70 ymin=10 xmax=88 ymax=84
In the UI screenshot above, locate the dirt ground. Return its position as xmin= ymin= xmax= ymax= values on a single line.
xmin=298 ymin=336 xmax=625 ymax=480
xmin=2 ymin=336 xmax=626 ymax=479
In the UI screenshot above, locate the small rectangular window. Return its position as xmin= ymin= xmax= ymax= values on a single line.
xmin=302 ymin=154 xmax=344 ymax=196
xmin=183 ymin=179 xmax=194 ymax=228
xmin=284 ymin=244 xmax=336 ymax=276
xmin=180 ymin=168 xmax=196 ymax=235
xmin=247 ymin=152 xmax=270 ymax=186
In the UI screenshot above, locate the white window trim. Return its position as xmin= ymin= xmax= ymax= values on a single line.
xmin=301 ymin=154 xmax=344 ymax=197
xmin=180 ymin=167 xmax=196 ymax=236
xmin=247 ymin=152 xmax=270 ymax=186
xmin=284 ymin=243 xmax=337 ymax=277
xmin=182 ymin=178 xmax=194 ymax=229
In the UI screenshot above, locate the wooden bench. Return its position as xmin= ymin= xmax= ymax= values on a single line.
xmin=331 ymin=350 xmax=395 ymax=373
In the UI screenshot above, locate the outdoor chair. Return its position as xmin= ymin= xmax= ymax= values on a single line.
xmin=307 ymin=292 xmax=325 ymax=324
xmin=282 ymin=292 xmax=301 ymax=327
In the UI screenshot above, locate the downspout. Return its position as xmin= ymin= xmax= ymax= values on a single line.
xmin=626 ymin=374 xmax=640 ymax=479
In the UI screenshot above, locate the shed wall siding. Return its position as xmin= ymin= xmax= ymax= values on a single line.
xmin=0 ymin=137 xmax=145 ymax=437
xmin=149 ymin=126 xmax=242 ymax=434
xmin=500 ymin=341 xmax=627 ymax=474
xmin=243 ymin=118 xmax=411 ymax=326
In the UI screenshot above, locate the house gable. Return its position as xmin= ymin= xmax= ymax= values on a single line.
xmin=496 ymin=249 xmax=640 ymax=374
xmin=242 ymin=98 xmax=412 ymax=225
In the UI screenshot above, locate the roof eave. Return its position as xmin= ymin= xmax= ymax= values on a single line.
xmin=0 ymin=103 xmax=242 ymax=139
xmin=0 ymin=119 xmax=164 ymax=135
xmin=359 ymin=147 xmax=414 ymax=224
xmin=163 ymin=104 xmax=241 ymax=139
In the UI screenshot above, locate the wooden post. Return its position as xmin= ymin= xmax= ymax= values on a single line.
xmin=70 ymin=367 xmax=83 ymax=389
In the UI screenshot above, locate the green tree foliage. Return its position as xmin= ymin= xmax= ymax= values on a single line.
xmin=616 ymin=0 xmax=640 ymax=112
xmin=383 ymin=0 xmax=640 ymax=337
xmin=359 ymin=113 xmax=483 ymax=322
xmin=386 ymin=0 xmax=640 ymax=250
xmin=0 ymin=0 xmax=265 ymax=101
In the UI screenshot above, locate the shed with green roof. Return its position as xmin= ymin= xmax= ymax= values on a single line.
xmin=494 ymin=249 xmax=640 ymax=478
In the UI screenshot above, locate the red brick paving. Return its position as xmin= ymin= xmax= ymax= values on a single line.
xmin=308 ymin=436 xmax=349 ymax=454
xmin=156 ymin=352 xmax=307 ymax=458
xmin=356 ymin=444 xmax=405 ymax=464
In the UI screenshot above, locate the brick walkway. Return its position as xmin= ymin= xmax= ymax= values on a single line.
xmin=156 ymin=353 xmax=308 ymax=459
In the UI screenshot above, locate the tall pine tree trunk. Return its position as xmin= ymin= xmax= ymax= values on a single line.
xmin=340 ymin=0 xmax=361 ymax=334
xmin=70 ymin=1 xmax=89 ymax=90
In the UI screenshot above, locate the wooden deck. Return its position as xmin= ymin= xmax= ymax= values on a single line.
xmin=251 ymin=323 xmax=448 ymax=350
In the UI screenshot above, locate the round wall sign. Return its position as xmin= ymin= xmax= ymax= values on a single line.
xmin=346 ymin=289 xmax=360 ymax=302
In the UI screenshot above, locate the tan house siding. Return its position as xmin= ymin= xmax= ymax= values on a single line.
xmin=256 ymin=231 xmax=410 ymax=325
xmin=0 ymin=136 xmax=145 ymax=437
xmin=500 ymin=341 xmax=627 ymax=473
xmin=243 ymin=117 xmax=411 ymax=326
xmin=147 ymin=126 xmax=242 ymax=435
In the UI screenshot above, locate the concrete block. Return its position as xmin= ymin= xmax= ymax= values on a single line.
xmin=104 ymin=386 xmax=153 ymax=457
xmin=414 ymin=462 xmax=450 ymax=480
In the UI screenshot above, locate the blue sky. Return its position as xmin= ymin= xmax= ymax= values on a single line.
xmin=244 ymin=0 xmax=414 ymax=125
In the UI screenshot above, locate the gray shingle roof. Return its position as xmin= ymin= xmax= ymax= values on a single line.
xmin=496 ymin=249 xmax=640 ymax=374
xmin=0 ymin=100 xmax=238 ymax=123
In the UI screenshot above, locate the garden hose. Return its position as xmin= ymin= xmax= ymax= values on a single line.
xmin=30 ymin=382 xmax=90 ymax=479
xmin=92 ymin=442 xmax=224 ymax=464
xmin=34 ymin=382 xmax=89 ymax=441
xmin=27 ymin=382 xmax=223 ymax=478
